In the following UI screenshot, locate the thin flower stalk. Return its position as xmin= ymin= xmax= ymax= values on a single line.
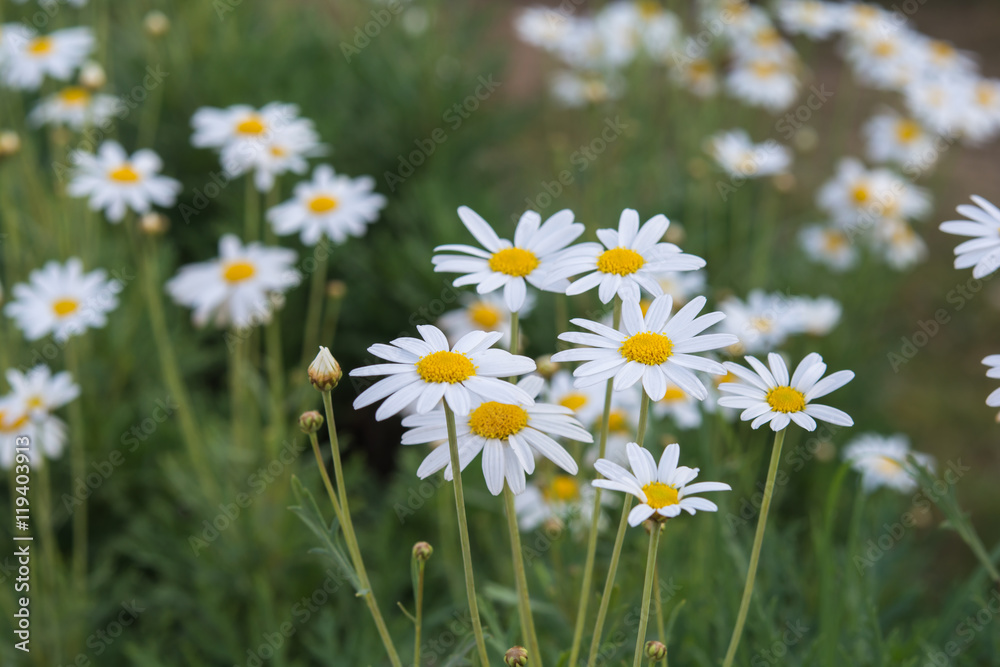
xmin=632 ymin=525 xmax=662 ymax=667
xmin=504 ymin=482 xmax=542 ymax=666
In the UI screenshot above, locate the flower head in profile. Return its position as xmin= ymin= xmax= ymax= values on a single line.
xmin=719 ymin=352 xmax=854 ymax=431
xmin=267 ymin=165 xmax=386 ymax=246
xmin=843 ymin=433 xmax=933 ymax=494
xmin=939 ymin=195 xmax=1000 ymax=279
xmin=68 ymin=141 xmax=181 ymax=222
xmin=308 ymin=347 xmax=342 ymax=391
xmin=437 ymin=292 xmax=533 ymax=350
xmin=593 ymin=442 xmax=730 ymax=525
xmin=350 ymin=326 xmax=536 ymax=420
xmin=515 ymin=475 xmax=608 ymax=533
xmin=4 ymin=258 xmax=121 ymax=341
xmin=547 ymin=209 xmax=705 ymax=304
xmin=725 ymin=57 xmax=799 ymax=112
xmin=551 ymin=295 xmax=737 ymax=401
xmin=29 ymin=86 xmax=120 ymax=130
xmin=432 ymin=207 xmax=585 ymax=313
xmin=401 ymin=375 xmax=588 ymax=495
xmin=0 ymin=365 xmax=80 ymax=468
xmin=798 ymin=224 xmax=858 ymax=272
xmin=706 ymin=129 xmax=791 ymax=179
xmin=0 ymin=26 xmax=93 ymax=91
xmin=166 ymin=235 xmax=301 ymax=329
xmin=982 ymin=355 xmax=1000 ymax=412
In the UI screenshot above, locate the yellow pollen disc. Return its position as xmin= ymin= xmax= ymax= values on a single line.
xmin=690 ymin=59 xmax=712 ymax=77
xmin=468 ymin=302 xmax=501 ymax=329
xmin=896 ymin=119 xmax=920 ymax=143
xmin=28 ymin=37 xmax=52 ymax=55
xmin=415 ymin=350 xmax=476 ymax=384
xmin=661 ymin=387 xmax=686 ymax=403
xmin=597 ymin=247 xmax=646 ymax=276
xmin=636 ymin=0 xmax=661 ymax=18
xmin=26 ymin=396 xmax=44 ymax=410
xmin=873 ymin=41 xmax=895 ymax=57
xmin=270 ymin=146 xmax=286 ymax=157
xmin=109 ymin=165 xmax=140 ymax=183
xmin=59 ymin=86 xmax=90 ymax=105
xmin=639 ymin=299 xmax=651 ymax=317
xmin=488 ymin=247 xmax=539 ymax=277
xmin=619 ymin=332 xmax=674 ymax=366
xmin=875 ymin=456 xmax=903 ymax=474
xmin=852 ymin=185 xmax=870 ymax=204
xmin=766 ymin=385 xmax=806 ymax=413
xmin=308 ymin=195 xmax=339 ymax=214
xmin=546 ymin=475 xmax=580 ymax=502
xmin=822 ymin=231 xmax=847 ymax=252
xmin=930 ymin=41 xmax=954 ymax=59
xmin=52 ymin=298 xmax=79 ymax=317
xmin=222 ymin=260 xmax=256 ymax=283
xmin=608 ymin=410 xmax=628 ymax=432
xmin=750 ymin=316 xmax=773 ymax=333
xmin=752 ymin=61 xmax=780 ymax=78
xmin=641 ymin=482 xmax=679 ymax=510
xmin=755 ymin=29 xmax=780 ymax=47
xmin=977 ymin=84 xmax=996 ymax=106
xmin=236 ymin=115 xmax=266 ymax=135
xmin=715 ymin=371 xmax=739 ymax=387
xmin=558 ymin=392 xmax=588 ymax=412
xmin=468 ymin=401 xmax=528 ymax=439
xmin=0 ymin=410 xmax=29 ymax=431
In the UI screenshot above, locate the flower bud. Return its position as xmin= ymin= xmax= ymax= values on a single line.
xmin=412 ymin=541 xmax=433 ymax=561
xmin=80 ymin=61 xmax=106 ymax=90
xmin=645 ymin=640 xmax=667 ymax=661
xmin=504 ymin=646 xmax=528 ymax=666
xmin=0 ymin=131 xmax=20 ymax=157
xmin=326 ymin=279 xmax=347 ymax=299
xmin=144 ymin=10 xmax=171 ymax=37
xmin=308 ymin=346 xmax=342 ymax=391
xmin=664 ymin=222 xmax=685 ymax=245
xmin=534 ymin=355 xmax=558 ymax=379
xmin=140 ymin=212 xmax=169 ymax=235
xmin=298 ymin=410 xmax=324 ymax=434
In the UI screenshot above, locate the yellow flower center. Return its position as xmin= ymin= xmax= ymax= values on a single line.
xmin=546 ymin=475 xmax=581 ymax=502
xmin=469 ymin=301 xmax=501 ymax=329
xmin=270 ymin=145 xmax=287 ymax=158
xmin=755 ymin=29 xmax=781 ymax=48
xmin=715 ymin=371 xmax=739 ymax=387
xmin=236 ymin=115 xmax=266 ymax=135
xmin=28 ymin=37 xmax=52 ymax=55
xmin=468 ymin=401 xmax=529 ymax=439
xmin=597 ymin=247 xmax=646 ymax=276
xmin=641 ymin=482 xmax=679 ymax=510
xmin=59 ymin=86 xmax=90 ymax=105
xmin=823 ymin=230 xmax=847 ymax=252
xmin=52 ymin=298 xmax=79 ymax=317
xmin=308 ymin=195 xmax=338 ymax=214
xmin=109 ymin=165 xmax=141 ymax=183
xmin=660 ymin=387 xmax=686 ymax=403
xmin=750 ymin=316 xmax=774 ymax=333
xmin=976 ymin=84 xmax=997 ymax=107
xmin=222 ymin=260 xmax=256 ymax=283
xmin=608 ymin=409 xmax=628 ymax=432
xmin=875 ymin=456 xmax=903 ymax=474
xmin=873 ymin=40 xmax=895 ymax=58
xmin=852 ymin=185 xmax=870 ymax=204
xmin=752 ymin=61 xmax=781 ymax=78
xmin=766 ymin=386 xmax=806 ymax=413
xmin=415 ymin=350 xmax=476 ymax=384
xmin=619 ymin=332 xmax=674 ymax=366
xmin=639 ymin=299 xmax=652 ymax=316
xmin=26 ymin=396 xmax=44 ymax=410
xmin=488 ymin=247 xmax=539 ymax=277
xmin=0 ymin=410 xmax=29 ymax=431
xmin=558 ymin=392 xmax=588 ymax=412
xmin=690 ymin=59 xmax=712 ymax=77
xmin=896 ymin=119 xmax=920 ymax=143
xmin=930 ymin=41 xmax=954 ymax=60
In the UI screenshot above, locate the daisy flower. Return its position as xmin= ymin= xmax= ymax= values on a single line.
xmin=843 ymin=433 xmax=934 ymax=494
xmin=4 ymin=258 xmax=122 ymax=342
xmin=546 ymin=369 xmax=607 ymax=428
xmin=437 ymin=292 xmax=533 ymax=350
xmin=0 ymin=398 xmax=34 ymax=469
xmin=190 ymin=102 xmax=311 ymax=151
xmin=959 ymin=79 xmax=1000 ymax=145
xmin=548 ymin=209 xmax=705 ymax=304
xmin=6 ymin=365 xmax=80 ymax=418
xmin=983 ymin=355 xmax=1000 ymax=410
xmin=706 ymin=129 xmax=791 ymax=179
xmin=67 ymin=141 xmax=181 ymax=222
xmin=939 ymin=195 xmax=1000 ymax=279
xmin=652 ymin=384 xmax=703 ymax=429
xmin=817 ymin=158 xmax=930 ymax=228
xmin=221 ymin=120 xmax=324 ymax=193
xmin=842 ymin=31 xmax=917 ymax=90
xmin=651 ymin=269 xmax=706 ymax=309
xmin=726 ymin=58 xmax=799 ymax=112
xmin=400 ymin=375 xmax=588 ymax=495
xmin=28 ymin=86 xmax=120 ymax=130
xmin=593 ymin=442 xmax=731 ymax=525
xmin=670 ymin=56 xmax=719 ymax=98
xmin=350 ymin=326 xmax=536 ymax=420
xmin=432 ymin=206 xmax=585 ymax=313
xmin=903 ymin=76 xmax=969 ymax=138
xmin=1 ymin=365 xmax=80 ymax=467
xmin=862 ymin=111 xmax=938 ymax=168
xmin=719 ymin=352 xmax=854 ymax=431
xmin=776 ymin=0 xmax=844 ymax=40
xmin=798 ymin=224 xmax=859 ymax=272
xmin=874 ymin=218 xmax=927 ymax=270
xmin=165 ymin=234 xmax=301 ymax=329
xmin=0 ymin=26 xmax=93 ymax=91
xmin=786 ymin=296 xmax=842 ymax=337
xmin=551 ymin=294 xmax=737 ymax=401
xmin=514 ymin=476 xmax=608 ymax=534
xmin=514 ymin=7 xmax=575 ymax=49
xmin=717 ymin=290 xmax=797 ymax=354
xmin=551 ymin=71 xmax=625 ymax=108
xmin=267 ymin=165 xmax=386 ymax=245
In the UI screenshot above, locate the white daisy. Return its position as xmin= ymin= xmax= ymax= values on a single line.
xmin=432 ymin=206 xmax=585 ymax=313
xmin=545 ymin=369 xmax=608 ymax=428
xmin=593 ymin=442 xmax=731 ymax=525
xmin=514 ymin=476 xmax=608 ymax=534
xmin=983 ymin=355 xmax=1000 ymax=409
xmin=842 ymin=31 xmax=917 ymax=90
xmin=786 ymin=296 xmax=841 ymax=337
xmin=939 ymin=195 xmax=1000 ymax=279
xmin=0 ymin=399 xmax=35 ymax=470
xmin=221 ymin=120 xmax=323 ymax=193
xmin=843 ymin=433 xmax=934 ymax=494
xmin=719 ymin=352 xmax=854 ymax=431
xmin=267 ymin=165 xmax=386 ymax=245
xmin=0 ymin=26 xmax=93 ymax=91
xmin=547 ymin=209 xmax=705 ymax=305
xmin=0 ymin=365 xmax=79 ymax=468
xmin=862 ymin=111 xmax=939 ymax=168
xmin=551 ymin=294 xmax=737 ymax=401
xmin=798 ymin=224 xmax=859 ymax=272
xmin=726 ymin=58 xmax=799 ymax=112
xmin=817 ymin=158 xmax=930 ymax=228
xmin=6 ymin=365 xmax=80 ymax=418
xmin=437 ymin=292 xmax=534 ymax=350
xmin=400 ymin=375 xmax=588 ymax=495
xmin=4 ymin=258 xmax=122 ymax=342
xmin=651 ymin=269 xmax=706 ymax=310
xmin=165 ymin=234 xmax=301 ymax=329
xmin=776 ymin=0 xmax=844 ymax=40
xmin=513 ymin=7 xmax=575 ymax=50
xmin=28 ymin=86 xmax=121 ymax=130
xmin=670 ymin=56 xmax=719 ymax=98
xmin=652 ymin=384 xmax=703 ymax=430
xmin=551 ymin=71 xmax=625 ymax=108
xmin=903 ymin=76 xmax=969 ymax=138
xmin=717 ymin=290 xmax=797 ymax=354
xmin=190 ymin=102 xmax=310 ymax=150
xmin=873 ymin=218 xmax=927 ymax=270
xmin=350 ymin=326 xmax=536 ymax=420
xmin=959 ymin=79 xmax=1000 ymax=145
xmin=706 ymin=129 xmax=791 ymax=179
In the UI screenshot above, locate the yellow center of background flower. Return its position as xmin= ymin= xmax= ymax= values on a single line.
xmin=641 ymin=482 xmax=679 ymax=509
xmin=597 ymin=247 xmax=645 ymax=276
xmin=873 ymin=40 xmax=895 ymax=57
xmin=488 ymin=247 xmax=539 ymax=277
xmin=468 ymin=401 xmax=528 ymax=439
xmin=237 ymin=115 xmax=266 ymax=135
xmin=559 ymin=392 xmax=588 ymax=412
xmin=223 ymin=261 xmax=256 ymax=283
xmin=52 ymin=298 xmax=79 ymax=317
xmin=823 ymin=231 xmax=847 ymax=252
xmin=977 ymin=84 xmax=996 ymax=106
xmin=28 ymin=37 xmax=52 ymax=55
xmin=546 ymin=475 xmax=580 ymax=502
xmin=26 ymin=396 xmax=44 ymax=410
xmin=875 ymin=456 xmax=903 ymax=474
xmin=752 ymin=61 xmax=780 ymax=78
xmin=308 ymin=195 xmax=338 ymax=213
xmin=109 ymin=165 xmax=140 ymax=182
xmin=660 ymin=387 xmax=686 ymax=403
xmin=608 ymin=410 xmax=628 ymax=432
xmin=766 ymin=386 xmax=806 ymax=413
xmin=415 ymin=350 xmax=475 ymax=384
xmin=852 ymin=185 xmax=870 ymax=203
xmin=0 ymin=410 xmax=29 ymax=431
xmin=469 ymin=302 xmax=501 ymax=329
xmin=690 ymin=59 xmax=712 ymax=77
xmin=896 ymin=119 xmax=920 ymax=143
xmin=59 ymin=86 xmax=90 ymax=105
xmin=620 ymin=332 xmax=673 ymax=365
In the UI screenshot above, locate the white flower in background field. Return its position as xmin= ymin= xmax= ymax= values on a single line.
xmin=776 ymin=0 xmax=844 ymax=40
xmin=437 ymin=292 xmax=533 ymax=350
xmin=351 ymin=327 xmax=536 ymax=420
xmin=548 ymin=209 xmax=705 ymax=304
xmin=700 ymin=0 xmax=771 ymax=38
xmin=670 ymin=56 xmax=718 ymax=98
xmin=730 ymin=26 xmax=797 ymax=64
xmin=6 ymin=365 xmax=80 ymax=419
xmin=267 ymin=165 xmax=386 ymax=245
xmin=68 ymin=141 xmax=181 ymax=222
xmin=551 ymin=71 xmax=624 ymax=107
xmin=911 ymin=37 xmax=976 ymax=80
xmin=432 ymin=207 xmax=585 ymax=313
xmin=717 ymin=290 xmax=797 ymax=354
xmin=798 ymin=224 xmax=859 ymax=272
xmin=634 ymin=4 xmax=683 ymax=63
xmin=786 ymin=296 xmax=842 ymax=337
xmin=983 ymin=355 xmax=1000 ymax=410
xmin=401 ymin=376 xmax=588 ymax=495
xmin=545 ymin=369 xmax=608 ymax=428
xmin=939 ymin=196 xmax=1000 ymax=279
xmin=166 ymin=234 xmax=300 ymax=329
xmin=593 ymin=442 xmax=730 ymax=525
xmin=904 ymin=76 xmax=969 ymax=138
xmin=652 ymin=384 xmax=703 ymax=429
xmin=706 ymin=129 xmax=791 ymax=179
xmin=843 ymin=433 xmax=934 ymax=494
xmin=29 ymin=86 xmax=120 ymax=130
xmin=873 ymin=218 xmax=927 ymax=270
xmin=842 ymin=31 xmax=918 ymax=90
xmin=863 ymin=111 xmax=938 ymax=168
xmin=4 ymin=258 xmax=121 ymax=342
xmin=817 ymin=158 xmax=930 ymax=228
xmin=651 ymin=269 xmax=706 ymax=310
xmin=958 ymin=79 xmax=1000 ymax=144
xmin=191 ymin=102 xmax=308 ymax=150
xmin=0 ymin=365 xmax=80 ymax=468
xmin=515 ymin=476 xmax=608 ymax=534
xmin=0 ymin=26 xmax=93 ymax=90
xmin=841 ymin=2 xmax=900 ymax=39
xmin=552 ymin=295 xmax=736 ymax=401
xmin=719 ymin=352 xmax=854 ymax=431
xmin=514 ymin=7 xmax=574 ymax=49
xmin=726 ymin=57 xmax=799 ymax=112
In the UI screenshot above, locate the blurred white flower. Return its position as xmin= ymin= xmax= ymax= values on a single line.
xmin=798 ymin=224 xmax=859 ymax=272
xmin=68 ymin=141 xmax=181 ymax=222
xmin=862 ymin=110 xmax=938 ymax=169
xmin=437 ymin=292 xmax=533 ymax=350
xmin=817 ymin=158 xmax=930 ymax=228
xmin=0 ymin=365 xmax=80 ymax=468
xmin=706 ymin=129 xmax=791 ymax=179
xmin=939 ymin=195 xmax=1000 ymax=279
xmin=726 ymin=57 xmax=799 ymax=112
xmin=718 ymin=290 xmax=797 ymax=354
xmin=0 ymin=26 xmax=93 ymax=91
xmin=29 ymin=86 xmax=120 ymax=130
xmin=843 ymin=433 xmax=933 ymax=494
xmin=873 ymin=218 xmax=927 ymax=270
xmin=776 ymin=0 xmax=844 ymax=40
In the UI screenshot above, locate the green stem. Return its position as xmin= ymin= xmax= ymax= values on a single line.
xmin=230 ymin=331 xmax=247 ymax=452
xmin=509 ymin=310 xmax=520 ymax=355
xmin=654 ymin=564 xmax=665 ymax=643
xmin=244 ymin=176 xmax=259 ymax=241
xmin=414 ymin=560 xmax=425 ymax=667
xmin=265 ymin=316 xmax=285 ymax=452
xmin=722 ymin=427 xmax=787 ymax=667
xmin=307 ymin=431 xmax=343 ymax=524
xmin=504 ymin=483 xmax=542 ymax=667
xmin=632 ymin=525 xmax=662 ymax=667
xmin=301 ymin=249 xmax=329 ymax=370
xmin=65 ymin=342 xmax=87 ymax=597
xmin=568 ymin=299 xmax=621 ymax=667
xmin=444 ymin=401 xmax=491 ymax=667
